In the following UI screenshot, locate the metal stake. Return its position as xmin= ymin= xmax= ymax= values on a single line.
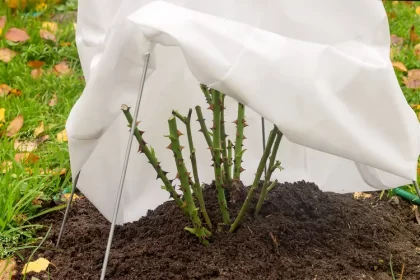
xmin=261 ymin=117 xmax=267 ymax=177
xmin=413 ymin=180 xmax=420 ymax=198
xmin=100 ymin=53 xmax=151 ymax=280
xmin=56 ymin=170 xmax=81 ymax=248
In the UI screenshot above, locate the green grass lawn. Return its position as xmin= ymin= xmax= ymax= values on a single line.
xmin=0 ymin=0 xmax=83 ymax=260
xmin=0 ymin=0 xmax=419 ymax=269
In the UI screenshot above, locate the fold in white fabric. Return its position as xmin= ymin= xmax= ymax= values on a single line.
xmin=68 ymin=0 xmax=420 ymax=223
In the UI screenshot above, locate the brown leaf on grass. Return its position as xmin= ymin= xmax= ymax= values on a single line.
xmin=404 ymin=1 xmax=414 ymax=7
xmin=39 ymin=167 xmax=67 ymax=176
xmin=0 ymin=16 xmax=6 ymax=29
xmin=403 ymin=69 xmax=420 ymax=88
xmin=14 ymin=135 xmax=49 ymax=152
xmin=41 ymin=22 xmax=58 ymax=34
xmin=31 ymin=68 xmax=42 ymax=79
xmin=56 ymin=129 xmax=68 ymax=142
xmin=387 ymin=12 xmax=396 ymax=19
xmin=34 ymin=121 xmax=44 ymax=137
xmin=0 ymin=258 xmax=17 ymax=280
xmin=62 ymin=193 xmax=80 ymax=202
xmin=6 ymin=0 xmax=28 ymax=9
xmin=27 ymin=60 xmax=44 ymax=68
xmin=53 ymin=61 xmax=72 ymax=76
xmin=0 ymin=48 xmax=17 ymax=63
xmin=390 ymin=34 xmax=404 ymax=46
xmin=10 ymin=88 xmax=21 ymax=97
xmin=5 ymin=27 xmax=29 ymax=43
xmin=392 ymin=61 xmax=408 ymax=72
xmin=14 ymin=153 xmax=39 ymax=164
xmin=410 ymin=26 xmax=419 ymax=43
xmin=48 ymin=93 xmax=58 ymax=106
xmin=0 ymin=84 xmax=11 ymax=97
xmin=40 ymin=29 xmax=56 ymax=42
xmin=6 ymin=114 xmax=23 ymax=137
xmin=32 ymin=196 xmax=43 ymax=206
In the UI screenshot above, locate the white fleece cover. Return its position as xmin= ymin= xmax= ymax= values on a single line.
xmin=67 ymin=0 xmax=420 ymax=224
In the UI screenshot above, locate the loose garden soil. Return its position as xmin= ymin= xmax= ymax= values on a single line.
xmin=16 ymin=181 xmax=420 ymax=279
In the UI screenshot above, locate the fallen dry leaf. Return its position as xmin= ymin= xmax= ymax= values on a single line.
xmin=31 ymin=68 xmax=42 ymax=79
xmin=5 ymin=27 xmax=29 ymax=43
xmin=416 ymin=7 xmax=420 ymax=15
xmin=6 ymin=0 xmax=28 ymax=9
xmin=0 ymin=258 xmax=17 ymax=280
xmin=353 ymin=192 xmax=372 ymax=200
xmin=404 ymin=1 xmax=414 ymax=7
xmin=32 ymin=195 xmax=43 ymax=206
xmin=14 ymin=153 xmax=39 ymax=164
xmin=22 ymin=258 xmax=50 ymax=274
xmin=53 ymin=61 xmax=72 ymax=76
xmin=62 ymin=193 xmax=80 ymax=202
xmin=10 ymin=88 xmax=21 ymax=97
xmin=56 ymin=129 xmax=68 ymax=142
xmin=34 ymin=121 xmax=44 ymax=137
xmin=0 ymin=48 xmax=17 ymax=63
xmin=0 ymin=84 xmax=11 ymax=97
xmin=27 ymin=60 xmax=45 ymax=68
xmin=60 ymin=42 xmax=71 ymax=47
xmin=0 ymin=108 xmax=5 ymax=127
xmin=40 ymin=29 xmax=56 ymax=42
xmin=48 ymin=93 xmax=58 ymax=106
xmin=6 ymin=114 xmax=23 ymax=137
xmin=403 ymin=69 xmax=420 ymax=88
xmin=410 ymin=26 xmax=419 ymax=43
xmin=0 ymin=16 xmax=6 ymax=29
xmin=40 ymin=167 xmax=66 ymax=176
xmin=14 ymin=135 xmax=49 ymax=152
xmin=390 ymin=34 xmax=404 ymax=46
xmin=1 ymin=161 xmax=12 ymax=174
xmin=392 ymin=61 xmax=408 ymax=72
xmin=392 ymin=1 xmax=398 ymax=5
xmin=41 ymin=21 xmax=58 ymax=34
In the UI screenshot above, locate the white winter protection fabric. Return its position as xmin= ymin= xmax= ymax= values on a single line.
xmin=67 ymin=0 xmax=420 ymax=224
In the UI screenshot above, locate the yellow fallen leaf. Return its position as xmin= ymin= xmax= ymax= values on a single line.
xmin=6 ymin=0 xmax=27 ymax=9
xmin=353 ymin=192 xmax=372 ymax=200
xmin=62 ymin=193 xmax=80 ymax=202
xmin=1 ymin=161 xmax=13 ymax=174
xmin=10 ymin=88 xmax=21 ymax=97
xmin=21 ymin=257 xmax=50 ymax=274
xmin=34 ymin=121 xmax=44 ymax=137
xmin=0 ymin=258 xmax=17 ymax=280
xmin=56 ymin=129 xmax=68 ymax=142
xmin=392 ymin=1 xmax=398 ymax=5
xmin=0 ymin=108 xmax=5 ymax=127
xmin=392 ymin=61 xmax=407 ymax=72
xmin=41 ymin=21 xmax=58 ymax=34
xmin=14 ymin=135 xmax=49 ymax=152
xmin=6 ymin=114 xmax=24 ymax=137
xmin=416 ymin=7 xmax=420 ymax=15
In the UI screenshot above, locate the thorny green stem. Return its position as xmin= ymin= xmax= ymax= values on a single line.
xmin=220 ymin=94 xmax=232 ymax=190
xmin=230 ymin=126 xmax=279 ymax=233
xmin=172 ymin=109 xmax=213 ymax=229
xmin=195 ymin=106 xmax=213 ymax=157
xmin=168 ymin=116 xmax=211 ymax=243
xmin=255 ymin=130 xmax=283 ymax=215
xmin=233 ymin=103 xmax=246 ymax=181
xmin=227 ymin=140 xmax=233 ymax=183
xmin=200 ymin=84 xmax=212 ymax=106
xmin=211 ymin=89 xmax=230 ymax=224
xmin=121 ymin=105 xmax=184 ymax=211
xmin=267 ymin=179 xmax=279 ymax=192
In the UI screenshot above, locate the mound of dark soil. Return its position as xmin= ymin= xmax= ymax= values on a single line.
xmin=16 ymin=181 xmax=420 ymax=279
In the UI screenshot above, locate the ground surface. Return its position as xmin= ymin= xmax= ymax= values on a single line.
xmin=15 ymin=181 xmax=420 ymax=280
